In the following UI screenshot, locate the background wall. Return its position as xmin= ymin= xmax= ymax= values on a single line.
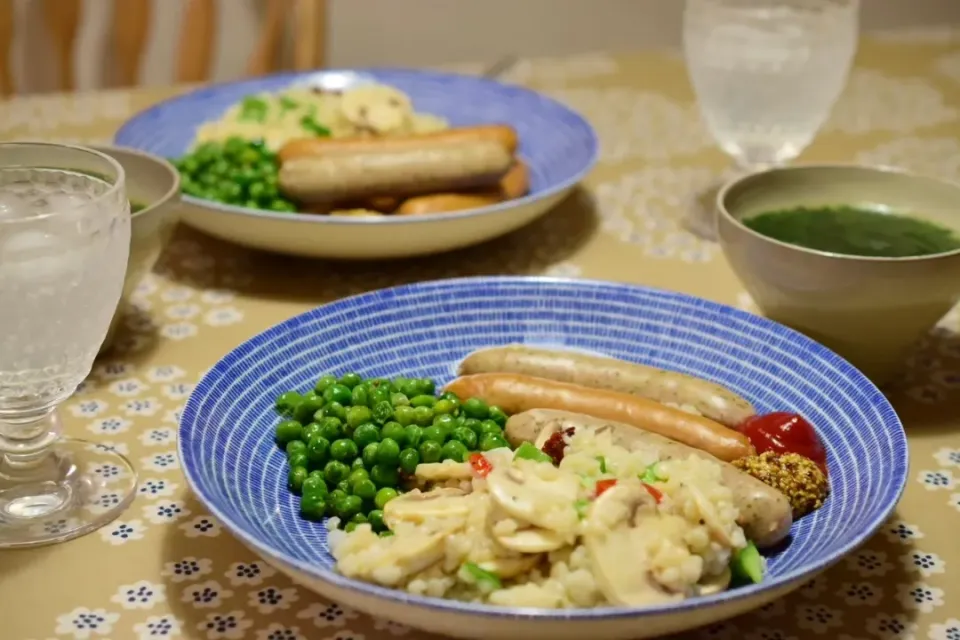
xmin=9 ymin=0 xmax=960 ymax=94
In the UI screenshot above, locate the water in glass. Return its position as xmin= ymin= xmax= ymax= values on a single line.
xmin=0 ymin=143 xmax=134 ymax=548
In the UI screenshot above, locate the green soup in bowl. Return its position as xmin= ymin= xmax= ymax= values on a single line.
xmin=716 ymin=164 xmax=960 ymax=385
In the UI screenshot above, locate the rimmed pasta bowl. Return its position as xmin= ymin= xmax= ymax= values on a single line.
xmin=178 ymin=277 xmax=908 ymax=640
xmin=115 ymin=69 xmax=598 ymax=260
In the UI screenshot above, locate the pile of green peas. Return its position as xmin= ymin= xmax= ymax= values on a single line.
xmin=274 ymin=372 xmax=512 ymax=534
xmin=173 ymin=137 xmax=299 ymax=212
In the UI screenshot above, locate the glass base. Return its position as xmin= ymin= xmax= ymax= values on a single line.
xmin=0 ymin=438 xmax=136 ymax=549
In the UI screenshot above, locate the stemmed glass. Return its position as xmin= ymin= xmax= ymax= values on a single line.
xmin=682 ymin=0 xmax=860 ymax=239
xmin=0 ymin=142 xmax=134 ymax=548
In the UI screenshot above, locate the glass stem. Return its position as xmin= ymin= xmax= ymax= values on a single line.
xmin=0 ymin=409 xmax=61 ymax=474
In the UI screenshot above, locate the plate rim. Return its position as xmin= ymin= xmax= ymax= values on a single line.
xmin=114 ymin=67 xmax=599 ymax=226
xmin=178 ymin=275 xmax=909 ymax=620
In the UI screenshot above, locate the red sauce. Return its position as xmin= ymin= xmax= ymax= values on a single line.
xmin=739 ymin=412 xmax=828 ymax=474
xmin=541 ymin=427 xmax=575 ymax=465
xmin=469 ymin=453 xmax=493 ymax=478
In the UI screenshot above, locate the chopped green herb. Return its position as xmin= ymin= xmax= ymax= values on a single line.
xmin=640 ymin=462 xmax=665 ymax=484
xmin=513 ymin=441 xmax=553 ymax=464
xmin=240 ymin=96 xmax=268 ymax=122
xmin=574 ymin=498 xmax=590 ymax=520
xmin=460 ymin=562 xmax=502 ymax=591
xmin=301 ymin=115 xmax=331 ymax=137
xmin=730 ymin=541 xmax=764 ymax=585
xmin=596 ymin=456 xmax=607 ymax=473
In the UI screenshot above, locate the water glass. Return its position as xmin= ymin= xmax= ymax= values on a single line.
xmin=0 ymin=142 xmax=134 ymax=548
xmin=682 ymin=0 xmax=859 ymax=238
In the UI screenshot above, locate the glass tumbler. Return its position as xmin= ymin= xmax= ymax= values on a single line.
xmin=682 ymin=0 xmax=860 ymax=238
xmin=0 ymin=142 xmax=134 ymax=548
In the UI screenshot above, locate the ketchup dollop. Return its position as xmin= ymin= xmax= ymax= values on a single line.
xmin=739 ymin=412 xmax=829 ymax=475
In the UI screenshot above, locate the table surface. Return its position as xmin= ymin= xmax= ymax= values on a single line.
xmin=2 ymin=29 xmax=960 ymax=640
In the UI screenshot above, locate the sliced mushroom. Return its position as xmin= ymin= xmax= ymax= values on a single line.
xmin=383 ymin=488 xmax=470 ymax=529
xmin=485 ymin=466 xmax=580 ymax=531
xmin=583 ymin=481 xmax=683 ymax=607
xmin=415 ymin=460 xmax=473 ymax=483
xmin=366 ymin=527 xmax=454 ymax=586
xmin=476 ymin=555 xmax=542 ymax=579
xmin=495 ymin=526 xmax=567 ymax=553
xmin=696 ymin=568 xmax=731 ymax=596
xmin=685 ymin=483 xmax=735 ymax=547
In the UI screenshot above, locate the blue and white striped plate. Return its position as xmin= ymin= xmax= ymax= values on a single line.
xmin=114 ymin=68 xmax=597 ymax=224
xmin=178 ymin=277 xmax=907 ymax=633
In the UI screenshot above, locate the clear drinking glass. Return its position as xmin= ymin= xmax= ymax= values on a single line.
xmin=682 ymin=0 xmax=860 ymax=238
xmin=0 ymin=142 xmax=133 ymax=548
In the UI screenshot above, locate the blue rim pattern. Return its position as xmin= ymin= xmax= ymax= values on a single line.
xmin=114 ymin=68 xmax=598 ymax=225
xmin=178 ymin=276 xmax=908 ymax=619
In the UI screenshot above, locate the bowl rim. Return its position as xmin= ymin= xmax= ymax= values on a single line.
xmin=178 ymin=275 xmax=909 ymax=621
xmin=88 ymin=143 xmax=181 ymax=219
xmin=114 ymin=66 xmax=599 ymax=226
xmin=716 ymin=162 xmax=960 ymax=263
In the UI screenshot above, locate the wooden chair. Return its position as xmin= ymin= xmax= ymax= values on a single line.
xmin=0 ymin=0 xmax=326 ymax=97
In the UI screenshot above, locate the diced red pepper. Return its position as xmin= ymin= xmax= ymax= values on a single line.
xmin=595 ymin=478 xmax=618 ymax=497
xmin=469 ymin=453 xmax=493 ymax=478
xmin=643 ymin=483 xmax=663 ymax=504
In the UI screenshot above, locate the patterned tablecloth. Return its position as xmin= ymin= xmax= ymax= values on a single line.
xmin=2 ymin=28 xmax=960 ymax=640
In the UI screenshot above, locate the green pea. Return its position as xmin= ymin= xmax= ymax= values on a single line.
xmin=302 ymin=421 xmax=322 ymax=442
xmin=352 ymin=423 xmax=380 ymax=449
xmin=441 ymin=390 xmax=461 ymax=402
xmin=344 ymin=522 xmax=358 ymax=533
xmin=421 ymin=425 xmax=445 ymax=445
xmin=329 ymin=489 xmax=347 ymax=505
xmin=372 ymin=401 xmax=394 ymax=424
xmin=463 ymin=418 xmax=483 ymax=437
xmin=462 ymin=397 xmax=489 ymax=420
xmin=339 ymin=372 xmax=363 ymax=389
xmin=432 ymin=414 xmax=457 ymax=433
xmin=404 ymin=424 xmax=423 ymax=448
xmin=301 ymin=474 xmax=329 ymax=499
xmin=347 ymin=467 xmax=369 ymax=485
xmin=369 ymin=377 xmax=392 ymax=390
xmin=362 ymin=442 xmax=379 ymax=468
xmin=371 ymin=386 xmax=392 ymax=407
xmin=409 ymin=394 xmax=436 ymax=408
xmin=413 ymin=406 xmax=434 ymax=426
xmin=371 ymin=464 xmax=400 ymax=488
xmin=393 ymin=376 xmax=410 ymax=391
xmin=479 ymin=434 xmax=509 ymax=452
xmin=350 ymin=512 xmax=368 ymax=526
xmin=399 ymin=448 xmax=420 ymax=475
xmin=350 ymin=384 xmax=370 ymax=408
xmin=394 ymin=405 xmax=416 ymax=426
xmin=374 ymin=487 xmax=399 ymax=509
xmin=398 ymin=379 xmax=420 ymax=398
xmin=330 ymin=439 xmax=359 ymax=462
xmin=285 ymin=439 xmax=307 ymax=456
xmin=390 ymin=392 xmax=410 ymax=407
xmin=336 ymin=479 xmax=352 ymax=494
xmin=488 ymin=406 xmax=509 ymax=427
xmin=294 ymin=394 xmax=324 ymax=424
xmin=377 ymin=438 xmax=401 ymax=466
xmin=318 ymin=417 xmax=343 ymax=441
xmin=287 ymin=466 xmax=308 ymax=493
xmin=415 ymin=379 xmax=436 ymax=396
xmin=380 ymin=422 xmax=406 ymax=446
xmin=337 ymin=494 xmax=363 ymax=518
xmin=308 ymin=469 xmax=328 ymax=482
xmin=367 ymin=509 xmax=386 ymax=532
xmin=433 ymin=399 xmax=456 ymax=415
xmin=323 ymin=460 xmax=350 ymax=485
xmin=346 ymin=405 xmax=373 ymax=429
xmin=352 ymin=478 xmax=378 ymax=501
xmin=275 ymin=391 xmax=303 ymax=415
xmin=351 ymin=457 xmax=367 ymax=471
xmin=288 ymin=451 xmax=308 ymax=469
xmin=451 ymin=427 xmax=478 ymax=450
xmin=300 ymin=494 xmax=327 ymax=521
xmin=323 ymin=384 xmax=352 ymax=406
xmin=306 ymin=436 xmax=330 ymax=467
xmin=419 ymin=440 xmax=442 ymax=463
xmin=480 ymin=420 xmax=503 ymax=438
xmin=441 ymin=440 xmax=469 ymax=462
xmin=323 ymin=401 xmax=347 ymax=422
xmin=379 ymin=530 xmax=394 ymax=538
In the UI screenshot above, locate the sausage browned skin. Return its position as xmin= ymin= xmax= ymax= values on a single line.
xmin=279 ymin=141 xmax=513 ymax=203
xmin=444 ymin=373 xmax=754 ymax=462
xmin=277 ymin=125 xmax=519 ymax=164
xmin=505 ymin=409 xmax=793 ymax=548
xmin=458 ymin=345 xmax=756 ymax=429
xmin=396 ymin=160 xmax=531 ymax=216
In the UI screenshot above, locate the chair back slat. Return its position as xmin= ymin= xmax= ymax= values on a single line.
xmin=247 ymin=0 xmax=289 ymax=76
xmin=0 ymin=0 xmax=13 ymax=96
xmin=41 ymin=0 xmax=82 ymax=92
xmin=176 ymin=0 xmax=217 ymax=83
xmin=111 ymin=0 xmax=152 ymax=87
